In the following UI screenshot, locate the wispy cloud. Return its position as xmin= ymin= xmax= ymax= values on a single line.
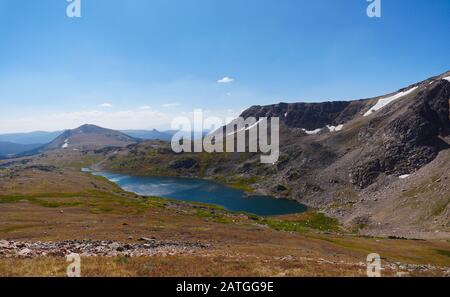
xmin=217 ymin=77 xmax=234 ymax=84
xmin=0 ymin=109 xmax=171 ymax=133
xmin=162 ymin=103 xmax=180 ymax=108
xmin=99 ymin=103 xmax=112 ymax=108
xmin=0 ymin=107 xmax=245 ymax=134
xmin=139 ymin=105 xmax=151 ymax=110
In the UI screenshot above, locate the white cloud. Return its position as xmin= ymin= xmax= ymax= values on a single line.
xmin=163 ymin=103 xmax=180 ymax=108
xmin=217 ymin=76 xmax=234 ymax=84
xmin=99 ymin=103 xmax=112 ymax=108
xmin=139 ymin=105 xmax=151 ymax=110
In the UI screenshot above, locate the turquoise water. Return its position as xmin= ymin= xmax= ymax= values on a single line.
xmin=91 ymin=171 xmax=307 ymax=216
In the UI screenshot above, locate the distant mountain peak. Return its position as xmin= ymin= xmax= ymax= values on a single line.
xmin=72 ymin=124 xmax=111 ymax=133
xmin=42 ymin=124 xmax=137 ymax=151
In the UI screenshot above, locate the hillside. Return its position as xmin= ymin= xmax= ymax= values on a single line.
xmin=0 ymin=153 xmax=449 ymax=276
xmin=41 ymin=124 xmax=137 ymax=151
xmin=0 ymin=131 xmax=62 ymax=145
xmin=0 ymin=142 xmax=42 ymax=158
xmin=97 ymin=71 xmax=450 ymax=238
xmin=0 ymin=73 xmax=449 ymax=276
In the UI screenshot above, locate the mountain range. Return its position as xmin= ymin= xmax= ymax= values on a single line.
xmin=121 ymin=129 xmax=173 ymax=141
xmin=0 ymin=131 xmax=63 ymax=145
xmin=1 ymin=71 xmax=449 ymax=238
xmin=0 ymin=141 xmax=42 ymax=157
xmin=93 ymin=70 xmax=450 ymax=238
xmin=0 ymin=128 xmax=178 ymax=157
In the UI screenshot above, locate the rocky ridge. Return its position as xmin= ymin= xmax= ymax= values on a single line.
xmin=0 ymin=238 xmax=209 ymax=258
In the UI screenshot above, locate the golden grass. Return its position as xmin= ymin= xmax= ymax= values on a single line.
xmin=0 ymin=163 xmax=449 ymax=276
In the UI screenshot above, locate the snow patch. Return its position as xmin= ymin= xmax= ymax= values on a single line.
xmin=399 ymin=174 xmax=410 ymax=179
xmin=301 ymin=124 xmax=344 ymax=135
xmin=364 ymin=87 xmax=418 ymax=117
xmin=62 ymin=139 xmax=69 ymax=149
xmin=302 ymin=128 xmax=322 ymax=135
xmin=327 ymin=124 xmax=344 ymax=132
xmin=443 ymin=76 xmax=450 ymax=82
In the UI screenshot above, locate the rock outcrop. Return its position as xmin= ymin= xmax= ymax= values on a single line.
xmin=240 ymin=101 xmax=367 ymax=130
xmin=349 ymin=80 xmax=450 ymax=188
xmin=0 ymin=239 xmax=209 ymax=258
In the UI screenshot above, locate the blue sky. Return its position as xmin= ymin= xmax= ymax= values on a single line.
xmin=0 ymin=0 xmax=449 ymax=133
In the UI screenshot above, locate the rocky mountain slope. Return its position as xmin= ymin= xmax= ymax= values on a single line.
xmin=97 ymin=71 xmax=450 ymax=238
